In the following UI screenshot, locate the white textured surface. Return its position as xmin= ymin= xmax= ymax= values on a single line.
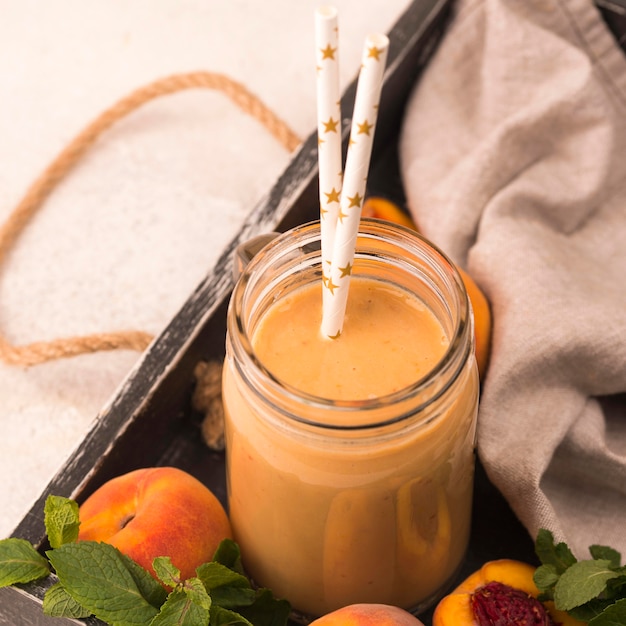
xmin=0 ymin=0 xmax=411 ymax=537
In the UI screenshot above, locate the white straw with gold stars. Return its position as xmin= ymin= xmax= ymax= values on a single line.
xmin=315 ymin=6 xmax=342 ymax=305
xmin=321 ymin=32 xmax=389 ymax=339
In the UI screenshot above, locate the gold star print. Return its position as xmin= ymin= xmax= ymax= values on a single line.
xmin=324 ymin=187 xmax=341 ymax=204
xmin=347 ymin=192 xmax=363 ymax=208
xmin=320 ymin=44 xmax=337 ymax=60
xmin=339 ymin=263 xmax=352 ymax=277
xmin=367 ymin=46 xmax=383 ymax=60
xmin=326 ymin=278 xmax=339 ymax=295
xmin=318 ymin=136 xmax=325 ymax=146
xmin=322 ymin=117 xmax=339 ymax=133
xmin=320 ymin=204 xmax=328 ymax=219
xmin=337 ymin=208 xmax=348 ymax=223
xmin=322 ymin=274 xmax=329 ymax=287
xmin=356 ymin=120 xmax=373 ymax=136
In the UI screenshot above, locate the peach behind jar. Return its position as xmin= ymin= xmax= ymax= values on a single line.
xmin=222 ymin=219 xmax=479 ymax=619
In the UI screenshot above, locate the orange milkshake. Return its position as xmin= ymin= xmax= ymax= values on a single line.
xmin=222 ymin=220 xmax=479 ymax=618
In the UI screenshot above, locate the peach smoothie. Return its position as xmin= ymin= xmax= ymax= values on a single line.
xmin=222 ymin=219 xmax=478 ymax=618
xmin=222 ymin=220 xmax=479 ymax=617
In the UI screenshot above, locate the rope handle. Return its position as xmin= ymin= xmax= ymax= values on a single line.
xmin=0 ymin=71 xmax=301 ymax=367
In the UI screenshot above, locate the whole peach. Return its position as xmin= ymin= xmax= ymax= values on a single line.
xmin=77 ymin=467 xmax=232 ymax=582
xmin=309 ymin=604 xmax=425 ymax=626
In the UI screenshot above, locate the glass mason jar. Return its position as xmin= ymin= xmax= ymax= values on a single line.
xmin=222 ymin=219 xmax=479 ymax=619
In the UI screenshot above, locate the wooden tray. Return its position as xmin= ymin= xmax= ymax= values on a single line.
xmin=0 ymin=1 xmax=536 ymax=623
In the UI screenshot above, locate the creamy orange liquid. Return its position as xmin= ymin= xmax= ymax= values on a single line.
xmin=253 ymin=279 xmax=447 ymax=402
xmin=223 ymin=277 xmax=478 ymax=616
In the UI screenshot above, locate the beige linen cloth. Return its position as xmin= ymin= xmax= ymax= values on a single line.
xmin=400 ymin=0 xmax=626 ymax=558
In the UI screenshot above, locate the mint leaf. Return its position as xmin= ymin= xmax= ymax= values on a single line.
xmin=590 ymin=545 xmax=622 ymax=568
xmin=120 ymin=553 xmax=168 ymax=609
xmin=0 ymin=538 xmax=50 ymax=586
xmin=533 ymin=563 xmax=559 ymax=595
xmin=151 ymin=589 xmax=210 ymax=626
xmin=209 ymin=585 xmax=257 ymax=610
xmin=184 ymin=577 xmax=212 ymax=611
xmin=154 ymin=556 xmax=182 ymax=589
xmin=535 ymin=528 xmax=577 ymax=574
xmin=212 ymin=539 xmax=246 ymax=576
xmin=569 ymin=598 xmax=616 ymax=622
xmin=197 ymin=561 xmax=255 ymax=608
xmin=589 ymin=598 xmax=626 ymax=626
xmin=554 ymin=559 xmax=623 ymax=611
xmin=210 ymin=605 xmax=254 ymax=626
xmin=43 ymin=582 xmax=92 ymax=618
xmin=605 ymin=573 xmax=626 ymax=606
xmin=197 ymin=561 xmax=250 ymax=590
xmin=237 ymin=589 xmax=291 ymax=626
xmin=47 ymin=541 xmax=159 ymax=626
xmin=44 ymin=495 xmax=80 ymax=548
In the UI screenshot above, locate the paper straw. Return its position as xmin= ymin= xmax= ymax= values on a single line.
xmin=315 ymin=5 xmax=343 ymax=298
xmin=321 ymin=33 xmax=389 ymax=339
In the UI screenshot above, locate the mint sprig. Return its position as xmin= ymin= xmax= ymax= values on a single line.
xmin=534 ymin=528 xmax=626 ymax=626
xmin=0 ymin=495 xmax=290 ymax=626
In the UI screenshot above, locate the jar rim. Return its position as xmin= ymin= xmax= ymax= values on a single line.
xmin=227 ymin=218 xmax=474 ymax=431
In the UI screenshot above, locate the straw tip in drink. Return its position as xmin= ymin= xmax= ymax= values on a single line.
xmin=366 ymin=33 xmax=389 ymax=49
xmin=316 ymin=5 xmax=338 ymax=19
